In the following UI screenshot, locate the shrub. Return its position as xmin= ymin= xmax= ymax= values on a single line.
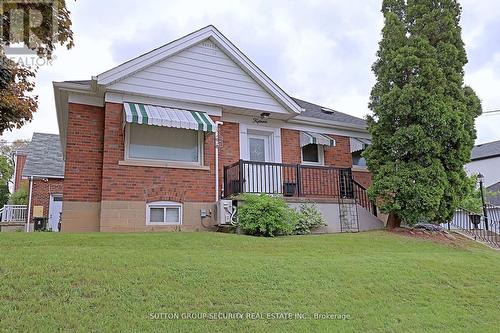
xmin=459 ymin=175 xmax=482 ymax=214
xmin=238 ymin=194 xmax=298 ymax=237
xmin=10 ymin=188 xmax=28 ymax=205
xmin=294 ymin=202 xmax=327 ymax=235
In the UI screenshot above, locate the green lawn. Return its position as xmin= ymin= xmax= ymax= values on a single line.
xmin=0 ymin=231 xmax=499 ymax=332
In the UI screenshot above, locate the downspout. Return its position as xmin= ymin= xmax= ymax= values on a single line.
xmin=215 ymin=121 xmax=224 ymax=202
xmin=26 ymin=176 xmax=33 ymax=232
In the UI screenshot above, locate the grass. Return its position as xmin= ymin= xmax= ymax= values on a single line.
xmin=0 ymin=231 xmax=499 ymax=332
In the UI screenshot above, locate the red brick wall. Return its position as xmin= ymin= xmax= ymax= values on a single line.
xmin=281 ymin=129 xmax=353 ymax=168
xmin=30 ymin=178 xmax=64 ymax=220
xmin=324 ymin=135 xmax=352 ymax=168
xmin=219 ymin=121 xmax=239 ymax=197
xmin=100 ymin=103 xmax=216 ymax=203
xmin=353 ymin=171 xmax=372 ymax=189
xmin=64 ymin=102 xmax=372 ymax=205
xmin=281 ymin=129 xmax=302 ymax=164
xmin=279 ymin=129 xmax=372 ymax=195
xmin=64 ymin=103 xmax=105 ymax=202
xmin=14 ymin=153 xmax=27 ymax=192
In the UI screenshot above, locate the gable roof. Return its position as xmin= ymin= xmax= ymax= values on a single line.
xmin=471 ymin=140 xmax=500 ymax=161
xmin=96 ymin=25 xmax=303 ymax=115
xmin=22 ymin=133 xmax=64 ymax=178
xmin=292 ymin=98 xmax=367 ymax=127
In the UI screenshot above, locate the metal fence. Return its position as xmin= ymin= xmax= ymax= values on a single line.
xmin=446 ymin=205 xmax=500 ymax=247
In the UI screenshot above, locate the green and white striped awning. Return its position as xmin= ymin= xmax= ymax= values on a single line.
xmin=300 ymin=131 xmax=336 ymax=147
xmin=123 ymin=102 xmax=216 ymax=132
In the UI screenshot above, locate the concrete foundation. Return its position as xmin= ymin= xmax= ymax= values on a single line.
xmin=99 ymin=201 xmax=218 ymax=232
xmin=61 ymin=201 xmax=101 ymax=232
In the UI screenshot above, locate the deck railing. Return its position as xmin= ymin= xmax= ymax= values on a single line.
xmin=223 ymin=160 xmax=376 ymax=214
xmin=0 ymin=205 xmax=28 ymax=223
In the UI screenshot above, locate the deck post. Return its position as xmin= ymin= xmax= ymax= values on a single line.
xmin=296 ymin=164 xmax=301 ymax=197
xmin=223 ymin=165 xmax=228 ymax=198
xmin=238 ymin=159 xmax=244 ymax=195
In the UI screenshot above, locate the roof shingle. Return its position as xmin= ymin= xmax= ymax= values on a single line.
xmin=471 ymin=140 xmax=500 ymax=161
xmin=292 ymin=97 xmax=367 ymax=127
xmin=22 ymin=133 xmax=64 ymax=178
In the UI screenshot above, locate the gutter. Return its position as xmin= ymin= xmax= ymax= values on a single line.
xmin=290 ymin=115 xmax=368 ymax=132
xmin=470 ymin=154 xmax=500 ymax=162
xmin=215 ymin=121 xmax=224 ymax=202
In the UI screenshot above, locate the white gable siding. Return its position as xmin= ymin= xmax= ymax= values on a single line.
xmin=466 ymin=156 xmax=500 ymax=187
xmin=109 ymin=39 xmax=288 ymax=114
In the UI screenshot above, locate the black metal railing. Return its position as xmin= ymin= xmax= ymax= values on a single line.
xmin=223 ymin=160 xmax=376 ymax=214
xmin=352 ymin=180 xmax=377 ymax=216
xmin=445 ymin=205 xmax=500 ymax=248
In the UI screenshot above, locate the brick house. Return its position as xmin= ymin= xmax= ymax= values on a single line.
xmin=53 ymin=25 xmax=381 ymax=233
xmin=12 ymin=133 xmax=64 ymax=231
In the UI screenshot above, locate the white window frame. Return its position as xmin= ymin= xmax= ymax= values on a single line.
xmin=301 ymin=144 xmax=325 ymax=166
xmin=124 ymin=124 xmax=204 ymax=166
xmin=146 ymin=201 xmax=183 ymax=225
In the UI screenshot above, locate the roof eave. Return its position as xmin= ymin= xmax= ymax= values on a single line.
xmin=290 ymin=115 xmax=369 ymax=133
xmin=470 ymin=153 xmax=500 ymax=162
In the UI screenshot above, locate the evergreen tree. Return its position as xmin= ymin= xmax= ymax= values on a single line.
xmin=365 ymin=0 xmax=481 ymax=227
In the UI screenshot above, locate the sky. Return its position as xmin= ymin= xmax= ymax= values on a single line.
xmin=1 ymin=0 xmax=499 ymax=144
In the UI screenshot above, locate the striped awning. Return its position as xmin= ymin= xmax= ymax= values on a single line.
xmin=123 ymin=102 xmax=216 ymax=132
xmin=300 ymin=131 xmax=336 ymax=147
xmin=350 ymin=137 xmax=371 ymax=152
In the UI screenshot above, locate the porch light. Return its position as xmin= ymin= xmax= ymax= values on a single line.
xmin=260 ymin=112 xmax=270 ymax=119
xmin=477 ymin=173 xmax=484 ymax=182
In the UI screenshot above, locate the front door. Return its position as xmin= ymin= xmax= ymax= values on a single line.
xmin=246 ymin=133 xmax=279 ymax=193
xmin=48 ymin=194 xmax=63 ymax=232
xmin=248 ymin=134 xmax=270 ymax=163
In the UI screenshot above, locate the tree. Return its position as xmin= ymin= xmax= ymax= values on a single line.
xmin=0 ymin=155 xmax=13 ymax=207
xmin=0 ymin=138 xmax=30 ymax=167
xmin=365 ymin=0 xmax=481 ymax=228
xmin=0 ymin=0 xmax=74 ymax=134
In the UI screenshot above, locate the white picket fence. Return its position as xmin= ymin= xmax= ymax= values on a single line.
xmin=0 ymin=205 xmax=28 ymax=223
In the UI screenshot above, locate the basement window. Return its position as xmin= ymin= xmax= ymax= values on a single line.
xmin=146 ymin=201 xmax=182 ymax=225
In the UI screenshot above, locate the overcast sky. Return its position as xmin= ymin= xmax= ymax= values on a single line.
xmin=1 ymin=0 xmax=499 ymax=144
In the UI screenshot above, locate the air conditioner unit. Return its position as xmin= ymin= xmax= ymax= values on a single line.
xmin=218 ymin=199 xmax=235 ymax=225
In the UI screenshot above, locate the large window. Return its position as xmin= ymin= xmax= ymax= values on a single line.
xmin=127 ymin=124 xmax=202 ymax=164
xmin=301 ymin=144 xmax=324 ymax=165
xmin=146 ymin=201 xmax=182 ymax=225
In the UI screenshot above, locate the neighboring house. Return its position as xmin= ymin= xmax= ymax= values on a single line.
xmin=486 ymin=182 xmax=500 ymax=206
xmin=53 ymin=25 xmax=379 ymax=232
xmin=22 ymin=133 xmax=65 ymax=231
xmin=467 ymin=139 xmax=500 ymax=187
xmin=466 ymin=139 xmax=500 ymax=205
